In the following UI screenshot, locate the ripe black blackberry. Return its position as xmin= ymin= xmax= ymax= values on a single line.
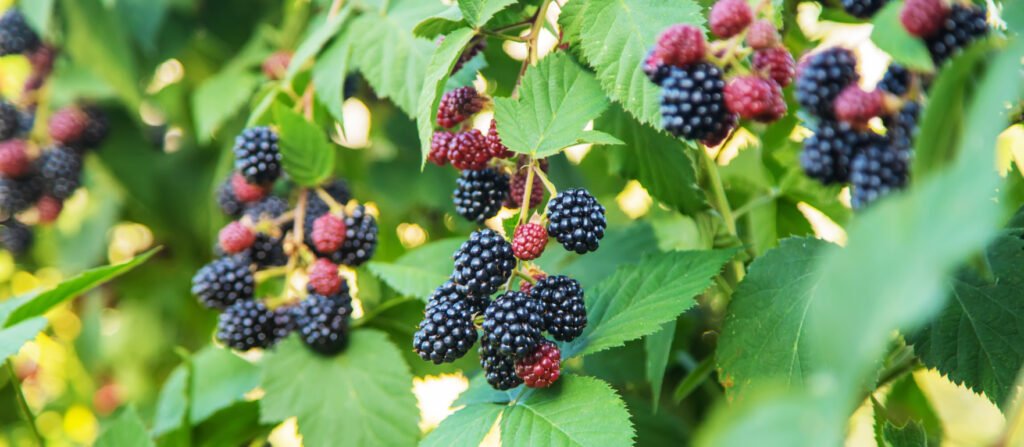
xmin=0 ymin=175 xmax=42 ymax=215
xmin=270 ymin=305 xmax=298 ymax=344
xmin=191 ymin=255 xmax=255 ymax=310
xmin=481 ymin=291 xmax=545 ymax=358
xmin=659 ymin=63 xmax=732 ymax=141
xmin=479 ymin=342 xmax=523 ymax=390
xmin=453 ymin=168 xmax=509 ymax=223
xmin=216 ymin=179 xmax=244 ymax=217
xmin=295 ymin=293 xmax=353 ymax=355
xmin=850 ymin=143 xmax=909 ymax=209
xmin=413 ymin=298 xmax=478 ymax=364
xmin=530 ymin=275 xmax=587 ymax=342
xmin=217 ymin=300 xmax=278 ymax=351
xmin=799 ymin=121 xmax=874 ymax=185
xmin=244 ymin=196 xmax=289 ymax=223
xmin=841 ymin=0 xmax=888 ymax=18
xmin=329 ymin=205 xmax=377 ymax=267
xmin=878 ymin=64 xmax=911 ymax=96
xmin=546 ymin=188 xmax=606 ymax=254
xmin=78 ymin=106 xmax=110 ymax=149
xmin=795 ymin=48 xmax=859 ymax=118
xmin=0 ymin=219 xmax=32 ymax=255
xmin=248 ymin=234 xmax=287 ymax=268
xmin=452 ymin=229 xmax=515 ymax=296
xmin=0 ymin=101 xmax=20 ymax=141
xmin=884 ymin=102 xmax=921 ymax=153
xmin=426 ymin=280 xmax=489 ymax=317
xmin=925 ymin=5 xmax=988 ymax=66
xmin=0 ymin=10 xmax=39 ymax=56
xmin=642 ymin=50 xmax=671 ymax=85
xmin=37 ymin=147 xmax=82 ymax=200
xmin=233 ymin=127 xmax=282 ymax=185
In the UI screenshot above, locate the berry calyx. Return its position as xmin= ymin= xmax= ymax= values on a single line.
xmin=653 ymin=25 xmax=706 ymax=68
xmin=447 ymin=129 xmax=491 ymax=171
xmin=900 ymin=0 xmax=949 ymax=38
xmin=514 ymin=340 xmax=561 ymax=388
xmin=512 ymin=223 xmax=548 ymax=261
xmin=725 ymin=75 xmax=787 ymax=123
xmin=746 ymin=20 xmax=780 ymax=50
xmin=311 ymin=213 xmax=347 ymax=254
xmin=219 ymin=221 xmax=255 ymax=254
xmin=710 ymin=0 xmax=753 ymax=39
xmin=436 ymin=87 xmax=485 ymax=129
xmin=833 ymin=85 xmax=884 ymax=126
xmin=0 ymin=139 xmax=30 ymax=177
xmin=230 ymin=173 xmax=268 ymax=203
xmin=308 ymin=258 xmax=343 ymax=296
xmin=752 ymin=47 xmax=797 ymax=88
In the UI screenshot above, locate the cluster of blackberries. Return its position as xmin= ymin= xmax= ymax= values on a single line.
xmin=901 ymin=0 xmax=988 ymax=66
xmin=0 ymin=10 xmax=108 ymax=257
xmin=644 ymin=1 xmax=795 ymax=144
xmin=194 ymin=126 xmax=378 ymax=355
xmin=840 ymin=0 xmax=889 ymax=19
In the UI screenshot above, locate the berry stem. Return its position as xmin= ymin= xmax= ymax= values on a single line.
xmin=327 ymin=0 xmax=345 ymax=18
xmin=531 ymin=163 xmax=558 ymax=197
xmin=731 ymin=189 xmax=780 ymax=218
xmin=6 ymin=359 xmax=43 ymax=445
xmin=482 ymin=30 xmax=528 ymax=42
xmin=294 ymin=189 xmax=308 ymax=249
xmin=697 ymin=144 xmax=745 ymax=282
xmin=254 ymin=265 xmax=289 ymax=282
xmin=315 ymin=187 xmax=345 ymax=212
xmin=513 ymin=0 xmax=554 ymax=97
xmin=518 ymin=159 xmax=537 ymax=226
xmin=513 ymin=268 xmax=539 ymax=285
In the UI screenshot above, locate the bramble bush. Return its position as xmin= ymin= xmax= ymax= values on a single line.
xmin=0 ymin=0 xmax=1022 ymax=446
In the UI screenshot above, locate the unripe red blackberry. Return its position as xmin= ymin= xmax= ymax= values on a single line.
xmin=900 ymin=0 xmax=948 ymax=37
xmin=710 ymin=0 xmax=753 ymax=38
xmin=746 ymin=20 xmax=780 ymax=50
xmin=530 ymin=275 xmax=587 ymax=342
xmin=0 ymin=140 xmax=30 ymax=177
xmin=48 ymin=106 xmax=104 ymax=149
xmin=429 ymin=131 xmax=453 ymax=166
xmin=452 ymin=229 xmax=515 ymax=296
xmin=295 ymin=293 xmax=353 ymax=355
xmin=505 ymin=158 xmax=547 ymax=209
xmin=795 ymin=48 xmax=859 ymax=119
xmin=514 ymin=340 xmax=560 ymax=388
xmin=311 ymin=213 xmax=347 ymax=254
xmin=512 ymin=224 xmax=547 ymax=261
xmin=833 ymin=85 xmax=884 ymax=126
xmin=230 ymin=173 xmax=268 ymax=203
xmin=447 ymin=129 xmax=491 ymax=171
xmin=233 ymin=126 xmax=282 ymax=185
xmin=436 ymin=87 xmax=485 ymax=128
xmin=486 ymin=119 xmax=513 ymax=159
xmin=308 ymin=258 xmax=343 ymax=296
xmin=36 ymin=196 xmax=62 ymax=224
xmin=219 ymin=221 xmax=255 ymax=254
xmin=752 ymin=47 xmax=796 ymax=88
xmin=453 ymin=168 xmax=509 ymax=223
xmin=481 ymin=291 xmax=545 ymax=358
xmin=0 ymin=10 xmax=39 ymax=56
xmin=725 ymin=76 xmax=786 ymax=123
xmin=217 ymin=300 xmax=278 ymax=351
xmin=191 ymin=255 xmax=255 ymax=310
xmin=479 ymin=343 xmax=523 ymax=390
xmin=262 ymin=51 xmax=292 ymax=80
xmin=0 ymin=219 xmax=32 ymax=255
xmin=653 ymin=25 xmax=706 ymax=68
xmin=37 ymin=146 xmax=82 ymax=201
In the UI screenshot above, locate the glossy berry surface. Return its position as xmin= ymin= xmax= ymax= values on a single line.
xmin=530 ymin=275 xmax=587 ymax=342
xmin=512 ymin=224 xmax=548 ymax=261
xmin=481 ymin=291 xmax=545 ymax=358
xmin=514 ymin=340 xmax=561 ymax=388
xmin=659 ymin=63 xmax=732 ymax=141
xmin=453 ymin=168 xmax=508 ymax=223
xmin=546 ymin=188 xmax=607 ymax=254
xmin=452 ymin=229 xmax=515 ymax=296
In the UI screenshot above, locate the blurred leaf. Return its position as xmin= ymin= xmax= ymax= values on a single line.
xmin=191 ymin=401 xmax=274 ymax=447
xmin=193 ymin=70 xmax=261 ymax=142
xmin=152 ymin=365 xmax=189 ymax=437
xmin=576 ymin=0 xmax=704 ymax=126
xmin=499 ymin=375 xmax=635 ymax=447
xmin=17 ymin=0 xmax=54 ymax=35
xmin=412 ymin=6 xmax=466 ymax=39
xmin=567 ymin=248 xmax=737 ymax=357
xmin=695 ymin=388 xmax=829 ymax=447
xmin=876 ymin=374 xmax=943 ymax=444
xmin=644 ymin=321 xmax=675 ymax=408
xmin=494 ymin=53 xmax=618 ymax=158
xmin=716 ymin=237 xmax=831 ymax=397
xmin=286 ymin=8 xmax=352 ymax=81
xmin=116 ymin=0 xmax=168 ymax=53
xmin=421 ymin=404 xmax=502 ymax=447
xmin=259 ymin=331 xmax=419 ymax=447
xmin=4 ymin=248 xmax=158 ymax=327
xmin=879 ymin=420 xmax=928 ymax=447
xmin=59 ymin=0 xmax=141 ymax=108
xmin=870 ymin=2 xmax=934 ymax=72
xmin=273 ymin=103 xmax=336 ymax=186
xmin=190 ymin=346 xmax=260 ymax=424
xmin=597 ymin=104 xmax=705 ymax=213
xmin=366 ymin=238 xmax=463 ymax=300
xmin=0 ymin=317 xmax=47 ymax=361
xmin=313 ymin=37 xmax=353 ymax=126
xmin=457 ymin=0 xmax=516 ymax=27
xmin=416 ymin=27 xmax=475 ymax=165
xmin=672 ymin=355 xmax=714 ymax=403
xmin=95 ymin=407 xmax=155 ymax=447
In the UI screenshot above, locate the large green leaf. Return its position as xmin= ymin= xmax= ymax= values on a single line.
xmin=909 ymin=231 xmax=1024 ymax=407
xmin=568 ymin=249 xmax=737 ymax=357
xmin=716 ymin=237 xmax=831 ymax=397
xmin=499 ymin=375 xmax=634 ymax=447
xmin=457 ymin=0 xmax=516 ymax=27
xmin=95 ymin=407 xmax=155 ymax=447
xmin=576 ymin=0 xmax=704 ymax=126
xmin=0 ymin=317 xmax=48 ymax=361
xmin=412 ymin=6 xmax=466 ymax=39
xmin=59 ymin=0 xmax=141 ymax=108
xmin=286 ymin=8 xmax=352 ymax=81
xmin=190 ymin=346 xmax=260 ymax=424
xmin=597 ymin=103 xmax=705 ymax=213
xmin=18 ymin=0 xmax=54 ymax=35
xmin=313 ymin=36 xmax=353 ymax=126
xmin=272 ymin=103 xmax=336 ymax=186
xmin=493 ymin=53 xmax=621 ymax=158
xmin=151 ymin=365 xmax=188 ymax=437
xmin=870 ymin=2 xmax=935 ymax=72
xmin=193 ymin=70 xmax=261 ymax=142
xmin=260 ymin=331 xmax=419 ymax=447
xmin=880 ymin=420 xmax=928 ymax=447
xmin=366 ymin=238 xmax=463 ymax=300
xmin=4 ymin=248 xmax=158 ymax=327
xmin=644 ymin=321 xmax=675 ymax=408
xmin=416 ymin=27 xmax=476 ymax=166
xmin=421 ymin=404 xmax=502 ymax=447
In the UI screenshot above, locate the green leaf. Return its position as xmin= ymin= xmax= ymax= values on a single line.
xmin=569 ymin=248 xmax=737 ymax=357
xmin=870 ymin=2 xmax=935 ymax=72
xmin=260 ymin=330 xmax=419 ymax=447
xmin=458 ymin=0 xmax=516 ymax=27
xmin=493 ymin=53 xmax=615 ymax=157
xmin=152 ymin=365 xmax=188 ymax=437
xmin=644 ymin=321 xmax=675 ymax=408
xmin=18 ymin=0 xmax=54 ymax=35
xmin=313 ymin=36 xmax=353 ymax=126
xmin=880 ymin=420 xmax=928 ymax=447
xmin=115 ymin=0 xmax=168 ymax=53
xmin=4 ymin=248 xmax=158 ymax=327
xmin=909 ymin=231 xmax=1024 ymax=407
xmin=716 ymin=237 xmax=832 ymax=397
xmin=193 ymin=70 xmax=261 ymax=142
xmin=597 ymin=103 xmax=705 ymax=213
xmin=499 ymin=375 xmax=635 ymax=447
xmin=672 ymin=355 xmax=714 ymax=403
xmin=0 ymin=317 xmax=47 ymax=361
xmin=416 ymin=27 xmax=476 ymax=166
xmin=695 ymin=388 xmax=830 ymax=447
xmin=95 ymin=407 xmax=155 ymax=447
xmin=58 ymin=0 xmax=141 ymax=108
xmin=421 ymin=404 xmax=502 ymax=447
xmin=286 ymin=8 xmax=352 ymax=81
xmin=272 ymin=103 xmax=336 ymax=186
xmin=366 ymin=238 xmax=463 ymax=300
xmin=412 ymin=6 xmax=466 ymax=39
xmin=880 ymin=375 xmax=943 ymax=443
xmin=576 ymin=0 xmax=704 ymax=126
xmin=190 ymin=346 xmax=260 ymax=424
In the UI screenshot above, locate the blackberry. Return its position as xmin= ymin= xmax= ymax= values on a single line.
xmin=900 ymin=0 xmax=949 ymax=38
xmin=701 ymin=113 xmax=738 ymax=147
xmin=479 ymin=343 xmax=522 ymax=390
xmin=850 ymin=143 xmax=909 ymax=209
xmin=437 ymin=87 xmax=484 ymax=128
xmin=0 ymin=219 xmax=32 ymax=255
xmin=244 ymin=196 xmax=289 ymax=223
xmin=413 ymin=298 xmax=478 ymax=364
xmin=885 ymin=102 xmax=921 ymax=153
xmin=653 ymin=24 xmax=706 ymax=68
xmin=546 ymin=188 xmax=607 ymax=254
xmin=514 ymin=339 xmax=561 ymax=388
xmin=79 ymin=106 xmax=110 ymax=149
xmin=447 ymin=129 xmax=491 ymax=171
xmin=925 ymin=5 xmax=988 ymax=66
xmin=481 ymin=291 xmax=545 ymax=358
xmin=453 ymin=168 xmax=509 ymax=223
xmin=0 ymin=10 xmax=39 ymax=56
xmin=642 ymin=49 xmax=671 ymax=85
xmin=659 ymin=63 xmax=732 ymax=141
xmin=800 ymin=121 xmax=875 ymax=185
xmin=37 ymin=147 xmax=83 ymax=200
xmin=270 ymin=305 xmax=298 ymax=344
xmin=295 ymin=293 xmax=353 ymax=355
xmin=530 ymin=275 xmax=587 ymax=342
xmin=327 ymin=205 xmax=377 ymax=267
xmin=878 ymin=64 xmax=911 ymax=96
xmin=248 ymin=234 xmax=287 ymax=268
xmin=216 ymin=179 xmax=244 ymax=218
xmin=841 ymin=0 xmax=888 ymax=18
xmin=452 ymin=229 xmax=515 ymax=296
xmin=191 ymin=256 xmax=255 ymax=310
xmin=0 ymin=140 xmax=30 ymax=177
xmin=752 ymin=47 xmax=796 ymax=88
xmin=511 ymin=223 xmax=548 ymax=261
xmin=217 ymin=300 xmax=278 ymax=351
xmin=709 ymin=0 xmax=753 ymax=39
xmin=746 ymin=20 xmax=780 ymax=50
xmin=505 ymin=158 xmax=546 ymax=209
xmin=306 ymin=180 xmax=352 ymax=216
xmin=724 ymin=75 xmax=786 ymax=123
xmin=0 ymin=101 xmax=20 ymax=141
xmin=0 ymin=175 xmax=42 ymax=215
xmin=426 ymin=280 xmax=489 ymax=317
xmin=233 ymin=127 xmax=282 ymax=185
xmin=795 ymin=48 xmax=859 ymax=119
